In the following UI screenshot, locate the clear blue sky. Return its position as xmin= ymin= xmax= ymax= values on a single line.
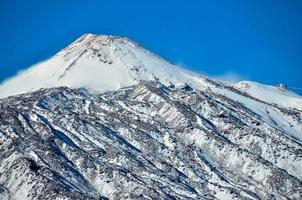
xmin=1 ymin=0 xmax=301 ymax=93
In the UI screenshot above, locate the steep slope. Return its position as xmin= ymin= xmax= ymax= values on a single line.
xmin=0 ymin=83 xmax=302 ymax=200
xmin=0 ymin=34 xmax=302 ymax=200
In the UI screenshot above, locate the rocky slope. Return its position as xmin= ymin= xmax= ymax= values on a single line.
xmin=0 ymin=34 xmax=301 ymax=200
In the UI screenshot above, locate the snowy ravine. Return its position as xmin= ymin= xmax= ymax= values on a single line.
xmin=0 ymin=34 xmax=301 ymax=200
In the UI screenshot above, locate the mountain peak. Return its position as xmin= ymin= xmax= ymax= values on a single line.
xmin=0 ymin=33 xmax=192 ymax=98
xmin=67 ymin=33 xmax=139 ymax=49
xmin=0 ymin=34 xmax=301 ymax=112
xmin=56 ymin=33 xmax=143 ymax=63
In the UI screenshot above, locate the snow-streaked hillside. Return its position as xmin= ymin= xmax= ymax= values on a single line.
xmin=0 ymin=34 xmax=302 ymax=200
xmin=1 ymin=83 xmax=302 ymax=199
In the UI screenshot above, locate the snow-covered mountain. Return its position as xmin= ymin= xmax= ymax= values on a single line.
xmin=1 ymin=34 xmax=301 ymax=112
xmin=0 ymin=34 xmax=301 ymax=200
xmin=0 ymin=34 xmax=207 ymax=98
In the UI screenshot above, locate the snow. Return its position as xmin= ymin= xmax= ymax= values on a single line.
xmin=212 ymin=84 xmax=302 ymax=141
xmin=94 ymin=177 xmax=116 ymax=198
xmin=235 ymin=81 xmax=302 ymax=110
xmin=163 ymin=129 xmax=176 ymax=150
xmin=29 ymin=151 xmax=39 ymax=162
xmin=0 ymin=38 xmax=136 ymax=97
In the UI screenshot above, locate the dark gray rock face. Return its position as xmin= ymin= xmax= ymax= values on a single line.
xmin=0 ymin=81 xmax=301 ymax=200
